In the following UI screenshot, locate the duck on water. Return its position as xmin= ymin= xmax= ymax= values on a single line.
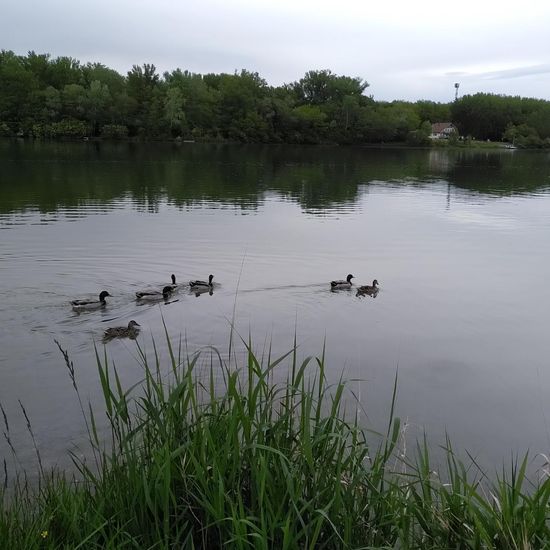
xmin=136 ymin=274 xmax=177 ymax=295
xmin=136 ymin=286 xmax=174 ymax=301
xmin=356 ymin=279 xmax=379 ymax=295
xmin=189 ymin=274 xmax=214 ymax=289
xmin=103 ymin=320 xmax=141 ymax=342
xmin=71 ymin=291 xmax=111 ymax=310
xmin=167 ymin=274 xmax=177 ymax=289
xmin=330 ymin=274 xmax=354 ymax=290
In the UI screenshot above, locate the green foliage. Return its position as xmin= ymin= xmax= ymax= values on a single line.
xmin=2 ymin=333 xmax=550 ymax=548
xmin=44 ymin=56 xmax=81 ymax=89
xmin=41 ymin=86 xmax=61 ymax=121
xmin=452 ymin=92 xmax=550 ymax=143
xmin=291 ymin=104 xmax=328 ymax=143
xmin=0 ymin=121 xmax=12 ymax=136
xmin=0 ymin=50 xmax=39 ymax=123
xmin=414 ymin=100 xmax=451 ymax=124
xmin=503 ymin=123 xmax=547 ymax=148
xmin=85 ymin=80 xmax=110 ymax=129
xmin=100 ymin=124 xmax=128 ymax=139
xmin=164 ymin=86 xmax=186 ymax=133
xmin=407 ymin=120 xmax=432 ymax=145
xmin=2 ymin=50 xmax=550 ymax=146
xmin=62 ymin=83 xmax=86 ymax=120
xmin=81 ymin=62 xmax=126 ymax=96
xmin=292 ymin=69 xmax=369 ymax=105
xmin=48 ymin=119 xmax=90 ymax=138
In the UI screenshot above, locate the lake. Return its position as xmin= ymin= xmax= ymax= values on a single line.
xmin=1 ymin=140 xmax=550 ymax=475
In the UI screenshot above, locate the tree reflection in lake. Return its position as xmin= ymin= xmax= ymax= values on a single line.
xmin=1 ymin=142 xmax=549 ymax=221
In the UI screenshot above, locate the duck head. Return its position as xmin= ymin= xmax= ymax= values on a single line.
xmin=171 ymin=274 xmax=176 ymax=285
xmin=128 ymin=320 xmax=140 ymax=328
xmin=208 ymin=274 xmax=214 ymax=284
xmin=99 ymin=291 xmax=111 ymax=301
xmin=346 ymin=274 xmax=354 ymax=283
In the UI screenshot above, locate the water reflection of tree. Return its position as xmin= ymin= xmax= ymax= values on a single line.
xmin=446 ymin=150 xmax=549 ymax=196
xmin=0 ymin=142 xmax=548 ymax=219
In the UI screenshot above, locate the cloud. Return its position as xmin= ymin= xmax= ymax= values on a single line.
xmin=479 ymin=64 xmax=550 ymax=80
xmin=3 ymin=0 xmax=550 ymax=101
xmin=446 ymin=64 xmax=550 ymax=81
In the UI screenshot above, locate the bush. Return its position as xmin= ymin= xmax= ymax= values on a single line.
xmin=0 ymin=121 xmax=12 ymax=137
xmin=100 ymin=124 xmax=129 ymax=139
xmin=50 ymin=119 xmax=90 ymax=138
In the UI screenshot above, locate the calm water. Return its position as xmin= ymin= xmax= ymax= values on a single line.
xmin=1 ymin=141 xmax=550 ymax=474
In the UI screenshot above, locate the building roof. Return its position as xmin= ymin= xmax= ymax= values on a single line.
xmin=431 ymin=122 xmax=454 ymax=133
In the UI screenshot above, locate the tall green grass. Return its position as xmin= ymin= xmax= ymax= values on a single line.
xmin=1 ymin=328 xmax=550 ymax=548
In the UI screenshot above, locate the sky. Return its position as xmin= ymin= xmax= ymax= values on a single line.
xmin=3 ymin=0 xmax=550 ymax=102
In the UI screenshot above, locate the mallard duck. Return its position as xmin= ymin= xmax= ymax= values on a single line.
xmin=357 ymin=279 xmax=379 ymax=294
xmin=330 ymin=274 xmax=354 ymax=290
xmin=168 ymin=274 xmax=178 ymax=289
xmin=189 ymin=274 xmax=214 ymax=289
xmin=71 ymin=290 xmax=111 ymax=309
xmin=135 ymin=286 xmax=174 ymax=300
xmin=103 ymin=320 xmax=141 ymax=341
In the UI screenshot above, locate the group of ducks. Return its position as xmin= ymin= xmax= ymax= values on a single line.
xmin=70 ymin=274 xmax=215 ymax=342
xmin=70 ymin=272 xmax=379 ymax=342
xmin=330 ymin=274 xmax=379 ymax=297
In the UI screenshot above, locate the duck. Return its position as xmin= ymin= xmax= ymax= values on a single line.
xmin=356 ymin=279 xmax=379 ymax=294
xmin=189 ymin=274 xmax=214 ymax=289
xmin=330 ymin=274 xmax=354 ymax=290
xmin=135 ymin=285 xmax=174 ymax=300
xmin=71 ymin=291 xmax=111 ymax=309
xmin=103 ymin=320 xmax=141 ymax=341
xmin=167 ymin=274 xmax=178 ymax=289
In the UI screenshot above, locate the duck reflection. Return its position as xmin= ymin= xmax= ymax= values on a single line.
xmin=356 ymin=288 xmax=378 ymax=299
xmin=191 ymin=286 xmax=214 ymax=298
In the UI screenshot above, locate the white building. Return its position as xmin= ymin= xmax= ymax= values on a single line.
xmin=430 ymin=122 xmax=457 ymax=139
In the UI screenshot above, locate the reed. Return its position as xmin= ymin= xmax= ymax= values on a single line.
xmin=1 ymin=329 xmax=549 ymax=548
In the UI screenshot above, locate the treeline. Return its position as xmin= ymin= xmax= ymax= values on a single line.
xmin=1 ymin=50 xmax=550 ymax=146
xmin=451 ymin=93 xmax=550 ymax=147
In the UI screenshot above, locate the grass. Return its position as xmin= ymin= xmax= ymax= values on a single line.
xmin=1 ymin=326 xmax=550 ymax=548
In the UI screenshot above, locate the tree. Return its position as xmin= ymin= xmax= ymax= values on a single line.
xmin=292 ymin=70 xmax=368 ymax=105
xmin=42 ymin=86 xmax=61 ymax=121
xmin=85 ymin=80 xmax=110 ymax=133
xmin=82 ymin=63 xmax=125 ymax=96
xmin=126 ymin=64 xmax=160 ymax=133
xmin=0 ymin=50 xmax=39 ymax=128
xmin=164 ymin=69 xmax=218 ymax=133
xmin=407 ymin=120 xmax=432 ymax=146
xmin=414 ymin=100 xmax=451 ymax=124
xmin=47 ymin=56 xmax=82 ymax=89
xmin=503 ymin=123 xmax=541 ymax=147
xmin=164 ymin=87 xmax=186 ymax=134
xmin=290 ymin=105 xmax=328 ymax=143
xmin=23 ymin=51 xmax=52 ymax=88
xmin=209 ymin=70 xmax=268 ymax=140
xmin=451 ymin=93 xmax=524 ymax=140
xmin=62 ymin=84 xmax=86 ymax=119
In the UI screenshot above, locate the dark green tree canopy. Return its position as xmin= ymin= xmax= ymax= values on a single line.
xmin=451 ymin=92 xmax=550 ymax=143
xmin=1 ymin=50 xmax=549 ymax=147
xmin=291 ymin=70 xmax=369 ymax=105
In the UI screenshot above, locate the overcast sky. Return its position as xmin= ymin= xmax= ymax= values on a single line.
xmin=3 ymin=0 xmax=550 ymax=102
